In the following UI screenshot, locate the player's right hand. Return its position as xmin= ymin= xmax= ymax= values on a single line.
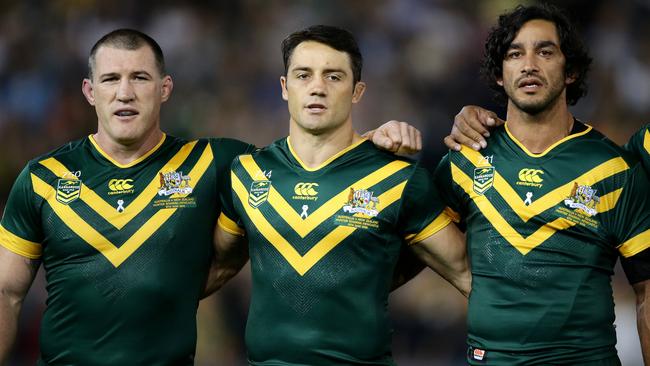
xmin=444 ymin=105 xmax=504 ymax=151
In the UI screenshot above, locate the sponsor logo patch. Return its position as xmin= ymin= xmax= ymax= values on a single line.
xmin=293 ymin=182 xmax=319 ymax=201
xmin=108 ymin=179 xmax=135 ymax=195
xmin=516 ymin=168 xmax=544 ymax=188
xmin=56 ymin=179 xmax=81 ymax=204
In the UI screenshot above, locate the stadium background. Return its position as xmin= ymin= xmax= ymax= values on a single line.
xmin=0 ymin=0 xmax=647 ymax=364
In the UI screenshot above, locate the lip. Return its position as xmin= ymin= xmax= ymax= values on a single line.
xmin=305 ymin=103 xmax=327 ymax=114
xmin=517 ymin=77 xmax=544 ymax=90
xmin=113 ymin=108 xmax=139 ymax=120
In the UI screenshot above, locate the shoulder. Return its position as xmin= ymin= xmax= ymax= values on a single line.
xmin=26 ymin=137 xmax=88 ymax=171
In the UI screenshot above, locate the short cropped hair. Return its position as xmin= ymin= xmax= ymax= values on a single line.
xmin=281 ymin=25 xmax=363 ymax=84
xmin=481 ymin=4 xmax=592 ymax=105
xmin=88 ymin=29 xmax=166 ymax=79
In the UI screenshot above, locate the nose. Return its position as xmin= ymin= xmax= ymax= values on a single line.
xmin=309 ymin=77 xmax=326 ymax=97
xmin=521 ymin=53 xmax=539 ymax=75
xmin=116 ymin=79 xmax=135 ymax=102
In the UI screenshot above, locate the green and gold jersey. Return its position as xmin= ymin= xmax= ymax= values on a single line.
xmin=0 ymin=135 xmax=254 ymax=366
xmin=219 ymin=137 xmax=450 ymax=366
xmin=624 ymin=123 xmax=650 ymax=174
xmin=435 ymin=122 xmax=650 ymax=365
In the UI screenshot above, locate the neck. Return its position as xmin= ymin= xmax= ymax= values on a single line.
xmin=93 ymin=129 xmax=164 ymax=165
xmin=505 ymin=98 xmax=574 ymax=154
xmin=288 ymin=120 xmax=361 ymax=169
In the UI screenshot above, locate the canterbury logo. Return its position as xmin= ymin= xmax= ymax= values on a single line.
xmin=294 ymin=182 xmax=319 ymax=196
xmin=518 ymin=169 xmax=544 ymax=183
xmin=108 ymin=179 xmax=134 ymax=191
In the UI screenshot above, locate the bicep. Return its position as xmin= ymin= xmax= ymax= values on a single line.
xmin=0 ymin=245 xmax=39 ymax=302
xmin=411 ymin=223 xmax=466 ymax=269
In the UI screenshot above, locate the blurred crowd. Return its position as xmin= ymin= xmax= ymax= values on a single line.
xmin=1 ymin=0 xmax=648 ymax=365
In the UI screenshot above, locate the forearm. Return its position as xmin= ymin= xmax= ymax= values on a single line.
xmin=636 ymin=282 xmax=650 ymax=365
xmin=0 ymin=293 xmax=22 ymax=364
xmin=203 ymin=251 xmax=248 ymax=298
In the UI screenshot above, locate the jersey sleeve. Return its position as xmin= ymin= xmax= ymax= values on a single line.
xmin=0 ymin=164 xmax=43 ymax=259
xmin=210 ymin=138 xmax=255 ymax=236
xmin=604 ymin=162 xmax=650 ymax=284
xmin=623 ymin=124 xmax=650 ymax=174
xmin=398 ymin=162 xmax=451 ymax=245
xmin=432 ymin=152 xmax=465 ymax=226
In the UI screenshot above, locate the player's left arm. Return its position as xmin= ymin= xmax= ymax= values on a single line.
xmin=410 ymin=222 xmax=470 ymax=297
xmin=203 ymin=219 xmax=248 ymax=298
xmin=633 ymin=279 xmax=650 ymax=365
xmin=363 ymin=120 xmax=422 ymax=155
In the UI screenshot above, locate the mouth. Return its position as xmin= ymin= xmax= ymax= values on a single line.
xmin=306 ymin=103 xmax=327 ymax=113
xmin=113 ymin=108 xmax=139 ymax=119
xmin=517 ymin=78 xmax=543 ymax=91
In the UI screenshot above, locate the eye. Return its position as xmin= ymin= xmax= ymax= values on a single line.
xmin=296 ymin=73 xmax=309 ymax=80
xmin=506 ymin=51 xmax=522 ymax=59
xmin=539 ymin=49 xmax=553 ymax=57
xmin=326 ymin=74 xmax=342 ymax=81
xmin=101 ymin=76 xmax=118 ymax=82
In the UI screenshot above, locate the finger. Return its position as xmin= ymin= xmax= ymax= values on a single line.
xmin=454 ymin=120 xmax=486 ymax=149
xmin=444 ymin=135 xmax=462 ymax=152
xmin=372 ymin=131 xmax=396 ymax=151
xmin=415 ymin=129 xmax=422 ymax=152
xmin=408 ymin=125 xmax=417 ymax=153
xmin=385 ymin=121 xmax=403 ymax=149
xmin=399 ymin=122 xmax=410 ymax=150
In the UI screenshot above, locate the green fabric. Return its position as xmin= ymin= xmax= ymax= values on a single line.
xmin=228 ymin=138 xmax=446 ymax=365
xmin=434 ymin=123 xmax=650 ymax=364
xmin=1 ymin=135 xmax=253 ymax=365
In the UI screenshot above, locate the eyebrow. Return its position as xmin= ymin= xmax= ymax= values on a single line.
xmin=291 ymin=66 xmax=348 ymax=75
xmin=508 ymin=40 xmax=559 ymax=50
xmin=98 ymin=70 xmax=154 ymax=79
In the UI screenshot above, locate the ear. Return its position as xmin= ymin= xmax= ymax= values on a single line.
xmin=82 ymin=78 xmax=96 ymax=106
xmin=351 ymin=81 xmax=366 ymax=104
xmin=496 ymin=76 xmax=504 ymax=87
xmin=280 ymin=76 xmax=288 ymax=101
xmin=565 ymin=72 xmax=576 ymax=85
xmin=161 ymin=75 xmax=174 ymax=103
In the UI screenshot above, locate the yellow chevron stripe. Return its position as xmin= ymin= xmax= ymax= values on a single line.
xmin=29 ymin=145 xmax=214 ymax=267
xmin=238 ymin=155 xmax=410 ymax=238
xmin=459 ymin=148 xmax=628 ymax=222
xmin=232 ymin=174 xmax=407 ymax=275
xmin=39 ymin=141 xmax=199 ymax=229
xmin=0 ymin=224 xmax=42 ymax=259
xmin=89 ymin=133 xmax=167 ymax=168
xmin=451 ymin=163 xmax=621 ymax=255
xmin=618 ymin=228 xmax=650 ymax=258
xmin=644 ymin=129 xmax=650 ymax=155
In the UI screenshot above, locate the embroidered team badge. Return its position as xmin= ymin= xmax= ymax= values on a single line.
xmin=158 ymin=171 xmax=192 ymax=196
xmin=564 ymin=182 xmax=600 ymax=217
xmin=56 ymin=179 xmax=81 ymax=204
xmin=473 ymin=167 xmax=494 ymax=195
xmin=342 ymin=188 xmax=379 ymax=217
xmin=248 ymin=180 xmax=271 ymax=208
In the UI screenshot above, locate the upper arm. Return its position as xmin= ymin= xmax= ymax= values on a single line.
xmin=0 ymin=245 xmax=39 ymax=303
xmin=411 ymin=222 xmax=466 ymax=271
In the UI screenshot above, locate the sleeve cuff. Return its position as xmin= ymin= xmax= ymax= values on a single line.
xmin=218 ymin=213 xmax=245 ymax=237
xmin=0 ymin=224 xmax=42 ymax=259
xmin=618 ymin=228 xmax=650 ymax=258
xmin=405 ymin=212 xmax=452 ymax=245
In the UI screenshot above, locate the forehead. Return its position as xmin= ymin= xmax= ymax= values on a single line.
xmin=288 ymin=41 xmax=352 ymax=72
xmin=512 ymin=19 xmax=560 ymax=46
xmin=93 ymin=45 xmax=158 ymax=75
